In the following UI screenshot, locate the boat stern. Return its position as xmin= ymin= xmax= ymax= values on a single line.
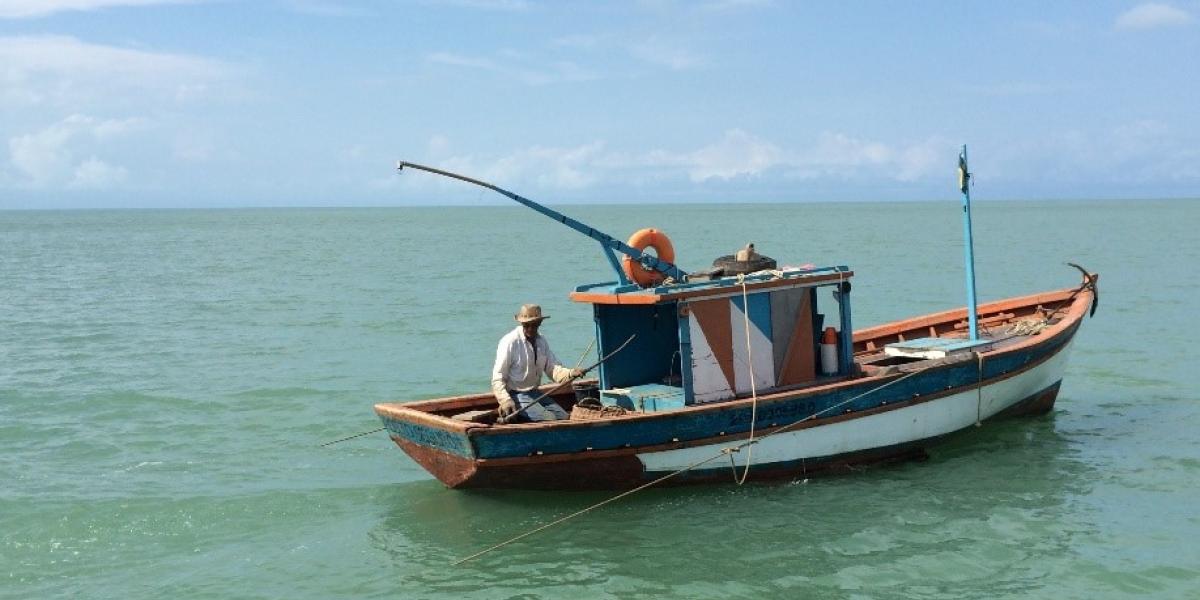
xmin=373 ymin=402 xmax=482 ymax=487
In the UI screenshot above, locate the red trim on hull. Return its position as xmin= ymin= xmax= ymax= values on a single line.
xmin=394 ymin=436 xmax=645 ymax=490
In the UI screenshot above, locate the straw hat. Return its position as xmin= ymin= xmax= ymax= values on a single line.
xmin=515 ymin=304 xmax=549 ymax=323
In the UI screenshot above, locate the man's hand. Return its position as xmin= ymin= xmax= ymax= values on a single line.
xmin=569 ymin=368 xmax=584 ymax=378
xmin=498 ymin=396 xmax=518 ymax=419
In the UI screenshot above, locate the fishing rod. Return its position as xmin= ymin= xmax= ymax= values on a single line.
xmin=321 ymin=338 xmax=638 ymax=446
xmin=499 ymin=333 xmax=636 ymax=424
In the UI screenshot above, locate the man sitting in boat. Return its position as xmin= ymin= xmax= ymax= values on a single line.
xmin=491 ymin=304 xmax=582 ymax=422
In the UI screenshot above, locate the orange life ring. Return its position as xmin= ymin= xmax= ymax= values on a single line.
xmin=622 ymin=228 xmax=676 ymax=287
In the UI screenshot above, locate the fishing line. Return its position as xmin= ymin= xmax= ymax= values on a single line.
xmin=319 ymin=427 xmax=384 ymax=447
xmin=322 ymin=337 xmax=599 ymax=446
xmin=451 ymin=451 xmax=728 ymax=566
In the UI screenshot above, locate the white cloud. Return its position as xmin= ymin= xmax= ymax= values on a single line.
xmin=701 ymin=0 xmax=773 ymax=11
xmin=71 ymin=157 xmax=128 ymax=188
xmin=551 ymin=33 xmax=608 ymax=50
xmin=1115 ymin=3 xmax=1194 ymax=30
xmin=171 ymin=130 xmax=215 ymax=162
xmin=0 ymin=0 xmax=188 ymax=19
xmin=408 ymin=130 xmax=955 ymax=197
xmin=436 ymin=0 xmax=529 ymax=10
xmin=805 ymin=133 xmax=891 ymax=169
xmin=629 ymin=36 xmax=704 ymax=70
xmin=281 ymin=0 xmax=370 ymax=17
xmin=460 ymin=142 xmax=607 ymax=189
xmin=960 ymin=81 xmax=1072 ymax=96
xmin=0 ymin=35 xmax=231 ymax=108
xmin=992 ymin=118 xmax=1200 ymax=188
xmin=425 ymin=51 xmax=597 ymax=85
xmin=7 ymin=114 xmax=142 ymax=188
xmin=676 ymin=129 xmax=782 ymax=181
xmin=427 ymin=134 xmax=452 ymax=157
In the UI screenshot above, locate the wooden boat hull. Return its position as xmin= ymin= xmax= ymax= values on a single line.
xmin=375 ymin=283 xmax=1093 ymax=490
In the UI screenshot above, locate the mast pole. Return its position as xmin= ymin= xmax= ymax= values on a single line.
xmin=959 ymin=145 xmax=979 ymax=340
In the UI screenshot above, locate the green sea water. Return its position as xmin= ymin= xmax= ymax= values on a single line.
xmin=2 ymin=200 xmax=1198 ymax=599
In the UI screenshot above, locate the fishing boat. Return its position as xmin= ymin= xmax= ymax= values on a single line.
xmin=374 ymin=152 xmax=1099 ymax=490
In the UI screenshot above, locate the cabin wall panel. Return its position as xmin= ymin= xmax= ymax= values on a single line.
xmin=595 ymin=303 xmax=680 ymax=389
xmin=731 ymin=293 xmax=775 ymax=393
xmin=687 ymin=298 xmax=734 ymax=403
xmin=770 ymin=288 xmax=816 ymax=385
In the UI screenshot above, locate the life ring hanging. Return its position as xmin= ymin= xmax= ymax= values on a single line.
xmin=622 ymin=228 xmax=676 ymax=287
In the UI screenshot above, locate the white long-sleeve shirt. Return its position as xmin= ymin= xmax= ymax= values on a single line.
xmin=491 ymin=326 xmax=573 ymax=400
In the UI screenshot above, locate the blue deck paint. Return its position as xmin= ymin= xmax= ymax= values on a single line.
xmin=731 ymin=291 xmax=773 ymax=341
xmin=594 ymin=302 xmax=681 ymax=389
xmin=382 ymin=417 xmax=474 ymax=458
xmin=602 ymin=383 xmax=687 ymax=412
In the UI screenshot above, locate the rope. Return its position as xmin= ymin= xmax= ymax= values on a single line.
xmin=327 ymin=338 xmax=597 ymax=446
xmin=975 ymin=352 xmax=984 ymax=426
xmin=735 ymin=274 xmax=758 ymax=485
xmin=452 ymin=367 xmax=924 ymax=565
xmin=1007 ymin=319 xmax=1049 ymax=336
xmin=451 ymin=451 xmax=728 ymax=566
xmin=319 ymin=427 xmax=384 ymax=447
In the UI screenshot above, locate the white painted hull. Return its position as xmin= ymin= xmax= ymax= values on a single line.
xmin=637 ymin=338 xmax=1075 ymax=474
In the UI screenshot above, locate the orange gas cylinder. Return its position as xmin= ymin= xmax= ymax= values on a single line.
xmin=820 ymin=327 xmax=839 ymax=375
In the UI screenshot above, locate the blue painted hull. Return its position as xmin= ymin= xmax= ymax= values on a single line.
xmin=375 ymin=284 xmax=1093 ymax=489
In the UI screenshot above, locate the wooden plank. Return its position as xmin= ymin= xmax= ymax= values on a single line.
xmin=853 ymin=287 xmax=1074 ymax=343
xmin=569 ymin=271 xmax=855 ymax=305
xmin=777 ymin=292 xmax=816 ymax=385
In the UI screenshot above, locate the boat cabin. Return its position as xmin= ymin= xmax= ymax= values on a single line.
xmin=569 ymin=266 xmax=856 ymax=411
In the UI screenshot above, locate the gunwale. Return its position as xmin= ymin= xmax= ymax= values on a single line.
xmin=374 ymin=282 xmax=1092 ymax=432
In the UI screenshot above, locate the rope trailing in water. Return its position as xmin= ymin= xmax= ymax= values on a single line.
xmin=322 ymin=337 xmax=599 ymax=446
xmin=319 ymin=427 xmax=384 ymax=447
xmin=453 ymin=366 xmax=925 ymax=565
xmin=451 ymin=451 xmax=729 ymax=566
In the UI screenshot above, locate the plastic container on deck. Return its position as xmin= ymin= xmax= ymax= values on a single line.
xmin=572 ymin=381 xmax=600 ymax=403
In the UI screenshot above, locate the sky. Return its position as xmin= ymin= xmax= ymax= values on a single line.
xmin=0 ymin=0 xmax=1197 ymax=208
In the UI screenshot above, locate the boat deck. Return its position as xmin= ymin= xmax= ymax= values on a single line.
xmin=377 ymin=286 xmax=1078 ymax=423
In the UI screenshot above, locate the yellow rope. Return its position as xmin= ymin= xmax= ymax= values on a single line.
xmin=736 ymin=274 xmax=758 ymax=485
xmin=975 ymin=352 xmax=984 ymax=426
xmin=451 ymin=451 xmax=728 ymax=566
xmin=452 ymin=367 xmax=925 ymax=565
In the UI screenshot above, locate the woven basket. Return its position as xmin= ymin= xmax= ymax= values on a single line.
xmin=570 ymin=399 xmax=628 ymax=421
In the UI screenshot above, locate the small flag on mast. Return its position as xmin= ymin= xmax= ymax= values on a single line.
xmin=958 ymin=150 xmax=970 ymax=194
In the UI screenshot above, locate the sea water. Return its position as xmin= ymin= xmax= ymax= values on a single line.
xmin=2 ymin=200 xmax=1198 ymax=598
